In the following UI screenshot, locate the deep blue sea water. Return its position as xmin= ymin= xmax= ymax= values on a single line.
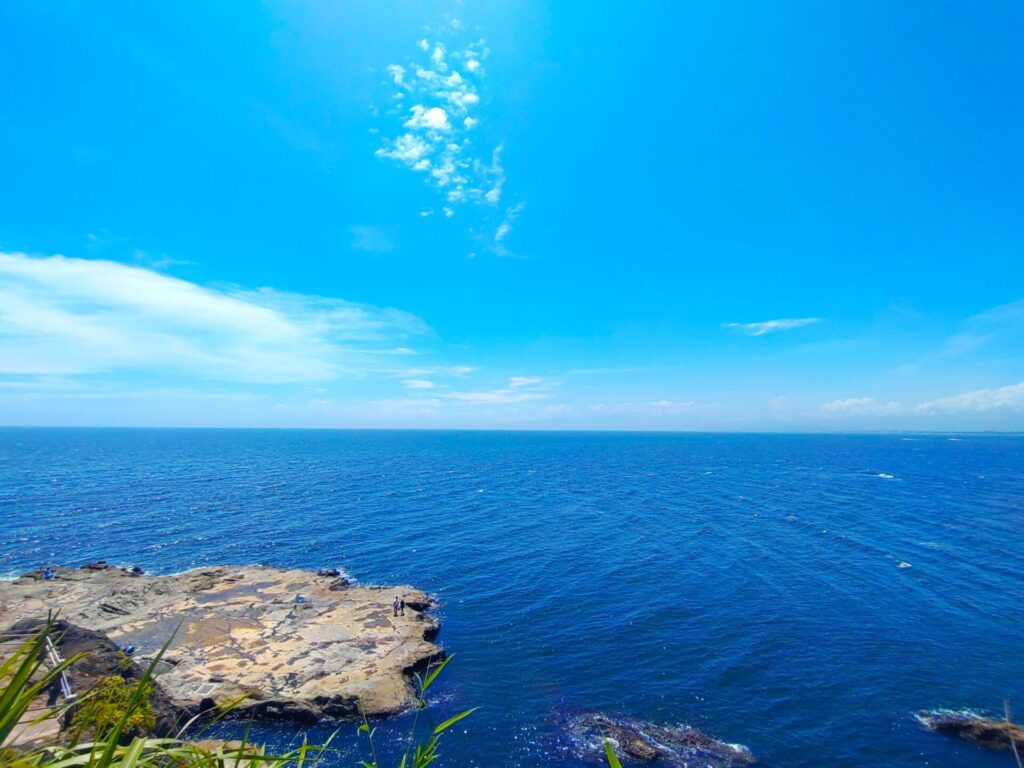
xmin=2 ymin=429 xmax=1023 ymax=767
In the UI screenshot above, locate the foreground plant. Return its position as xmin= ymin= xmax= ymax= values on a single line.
xmin=0 ymin=620 xmax=82 ymax=755
xmin=2 ymin=624 xmax=630 ymax=768
xmin=358 ymin=654 xmax=477 ymax=768
xmin=1 ymin=623 xmax=484 ymax=768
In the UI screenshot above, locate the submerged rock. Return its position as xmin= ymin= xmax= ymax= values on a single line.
xmin=0 ymin=565 xmax=443 ymax=723
xmin=564 ymin=712 xmax=755 ymax=766
xmin=917 ymin=709 xmax=1024 ymax=752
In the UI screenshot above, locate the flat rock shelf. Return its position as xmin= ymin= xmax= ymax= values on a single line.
xmin=0 ymin=564 xmax=443 ymax=722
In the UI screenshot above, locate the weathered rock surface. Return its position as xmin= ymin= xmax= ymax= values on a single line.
xmin=917 ymin=709 xmax=1024 ymax=752
xmin=564 ymin=712 xmax=755 ymax=766
xmin=0 ymin=564 xmax=443 ymax=722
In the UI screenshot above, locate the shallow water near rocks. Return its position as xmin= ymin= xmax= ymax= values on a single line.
xmin=2 ymin=429 xmax=1022 ymax=767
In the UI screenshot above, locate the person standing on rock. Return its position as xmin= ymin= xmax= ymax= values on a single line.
xmin=393 ymin=595 xmax=401 ymax=617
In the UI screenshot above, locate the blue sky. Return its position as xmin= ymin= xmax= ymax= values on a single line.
xmin=1 ymin=1 xmax=1022 ymax=430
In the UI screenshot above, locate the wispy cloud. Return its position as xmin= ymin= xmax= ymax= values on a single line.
xmin=590 ymin=400 xmax=698 ymax=416
xmin=508 ymin=376 xmax=542 ymax=388
xmin=389 ymin=364 xmax=474 ymax=380
xmin=0 ymin=252 xmax=427 ymax=383
xmin=820 ymin=397 xmax=901 ymax=415
xmin=915 ymin=380 xmax=1024 ymax=414
xmin=725 ymin=317 xmax=820 ymax=336
xmin=933 ymin=299 xmax=1024 ymax=359
xmin=493 ymin=201 xmax=525 ymax=254
xmin=402 ymin=379 xmax=437 ymax=389
xmin=821 ymin=381 xmax=1024 ymax=418
xmin=447 ymin=376 xmax=551 ymax=404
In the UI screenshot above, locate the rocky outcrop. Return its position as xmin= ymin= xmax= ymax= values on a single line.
xmin=2 ymin=618 xmax=180 ymax=736
xmin=0 ymin=564 xmax=443 ymax=723
xmin=563 ymin=712 xmax=755 ymax=766
xmin=917 ymin=710 xmax=1024 ymax=752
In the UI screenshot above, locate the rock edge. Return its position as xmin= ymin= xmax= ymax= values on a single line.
xmin=0 ymin=563 xmax=444 ymax=722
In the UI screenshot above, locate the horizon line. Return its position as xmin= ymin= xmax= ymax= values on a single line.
xmin=1 ymin=425 xmax=1021 ymax=436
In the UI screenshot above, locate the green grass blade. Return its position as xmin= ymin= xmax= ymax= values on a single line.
xmin=604 ymin=737 xmax=623 ymax=768
xmin=419 ymin=654 xmax=453 ymax=694
xmin=117 ymin=736 xmax=147 ymax=768
xmin=432 ymin=707 xmax=479 ymax=736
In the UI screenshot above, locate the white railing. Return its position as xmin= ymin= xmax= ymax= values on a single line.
xmin=2 ymin=630 xmax=75 ymax=702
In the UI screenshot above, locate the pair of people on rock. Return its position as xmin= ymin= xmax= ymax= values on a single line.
xmin=392 ymin=595 xmax=406 ymax=617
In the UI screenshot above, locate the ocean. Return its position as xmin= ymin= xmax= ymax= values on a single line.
xmin=1 ymin=428 xmax=1022 ymax=767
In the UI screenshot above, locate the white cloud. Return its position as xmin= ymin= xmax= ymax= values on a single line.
xmin=384 ymin=364 xmax=475 ymax=383
xmin=725 ymin=317 xmax=820 ymax=336
xmin=509 ymin=376 xmax=542 ymax=388
xmin=386 ymin=64 xmax=407 ymax=87
xmin=404 ymin=105 xmax=451 ymax=132
xmin=377 ymin=29 xmax=507 ymax=216
xmin=495 ymin=207 xmax=518 ymax=240
xmin=375 ymin=133 xmax=432 ymax=166
xmin=820 ymin=397 xmax=902 ymax=415
xmin=483 ymin=144 xmax=505 ymax=204
xmin=447 ymin=389 xmax=548 ymax=404
xmin=494 ymin=202 xmax=525 ymax=251
xmin=0 ymin=252 xmax=427 ymax=384
xmin=915 ymin=380 xmax=1024 ymax=414
xmin=447 ymin=376 xmax=551 ymax=405
xmin=402 ymin=379 xmax=437 ymax=389
xmin=431 ymin=44 xmax=447 ymax=71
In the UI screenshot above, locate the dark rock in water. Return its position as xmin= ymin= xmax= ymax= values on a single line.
xmin=564 ymin=712 xmax=755 ymax=766
xmin=317 ymin=568 xmax=341 ymax=577
xmin=917 ymin=710 xmax=1024 ymax=752
xmin=2 ymin=619 xmax=179 ymax=737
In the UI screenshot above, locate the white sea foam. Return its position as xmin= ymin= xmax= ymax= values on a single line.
xmin=876 ymin=473 xmax=895 ymax=479
xmin=915 ymin=708 xmax=985 ymax=727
